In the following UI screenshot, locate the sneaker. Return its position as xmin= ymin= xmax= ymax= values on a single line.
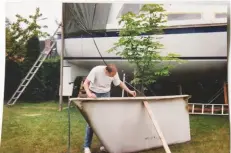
xmin=84 ymin=147 xmax=91 ymax=153
xmin=100 ymin=146 xmax=106 ymax=152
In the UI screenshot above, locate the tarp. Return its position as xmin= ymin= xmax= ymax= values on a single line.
xmin=62 ymin=3 xmax=229 ymax=38
xmin=62 ymin=3 xmax=112 ymax=38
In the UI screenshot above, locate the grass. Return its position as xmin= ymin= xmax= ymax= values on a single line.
xmin=0 ymin=101 xmax=230 ymax=153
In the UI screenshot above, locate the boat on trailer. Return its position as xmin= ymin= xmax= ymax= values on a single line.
xmin=70 ymin=95 xmax=191 ymax=153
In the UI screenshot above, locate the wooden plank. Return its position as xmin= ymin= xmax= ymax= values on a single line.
xmin=143 ymin=101 xmax=171 ymax=153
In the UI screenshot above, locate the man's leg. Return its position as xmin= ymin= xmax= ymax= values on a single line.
xmin=83 ymin=91 xmax=101 ymax=152
xmin=83 ymin=124 xmax=93 ymax=151
xmin=84 ymin=91 xmax=110 ymax=152
xmin=98 ymin=92 xmax=110 ymax=152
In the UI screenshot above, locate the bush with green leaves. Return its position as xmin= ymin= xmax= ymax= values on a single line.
xmin=4 ymin=57 xmax=60 ymax=102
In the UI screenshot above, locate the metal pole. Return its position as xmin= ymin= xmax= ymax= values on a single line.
xmin=178 ymin=84 xmax=182 ymax=95
xmin=227 ymin=2 xmax=231 ymax=153
xmin=59 ymin=4 xmax=65 ymax=111
xmin=122 ymin=73 xmax=125 ymax=97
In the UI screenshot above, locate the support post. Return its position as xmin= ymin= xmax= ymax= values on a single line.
xmin=122 ymin=73 xmax=126 ymax=97
xmin=59 ymin=25 xmax=64 ymax=111
xmin=224 ymin=82 xmax=228 ymax=104
xmin=227 ymin=2 xmax=231 ymax=153
xmin=59 ymin=5 xmax=65 ymax=111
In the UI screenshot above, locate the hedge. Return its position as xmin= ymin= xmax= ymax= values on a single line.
xmin=4 ymin=57 xmax=61 ymax=102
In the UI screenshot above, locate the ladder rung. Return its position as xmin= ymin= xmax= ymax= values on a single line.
xmin=212 ymin=105 xmax=214 ymax=114
xmin=29 ymin=72 xmax=35 ymax=75
xmin=32 ymin=67 xmax=39 ymax=70
xmin=222 ymin=105 xmax=224 ymax=114
xmin=31 ymin=70 xmax=38 ymax=74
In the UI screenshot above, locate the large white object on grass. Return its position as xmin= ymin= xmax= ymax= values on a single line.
xmin=70 ymin=95 xmax=191 ymax=153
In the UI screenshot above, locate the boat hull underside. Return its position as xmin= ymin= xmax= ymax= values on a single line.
xmin=66 ymin=59 xmax=227 ymax=82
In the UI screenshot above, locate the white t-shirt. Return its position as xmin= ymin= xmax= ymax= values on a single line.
xmin=86 ymin=65 xmax=121 ymax=93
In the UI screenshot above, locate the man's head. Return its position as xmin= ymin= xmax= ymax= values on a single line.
xmin=105 ymin=64 xmax=117 ymax=77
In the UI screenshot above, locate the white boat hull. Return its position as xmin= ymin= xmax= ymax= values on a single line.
xmin=58 ymin=31 xmax=227 ymax=59
xmin=71 ymin=95 xmax=191 ymax=153
xmin=57 ymin=28 xmax=227 ymax=79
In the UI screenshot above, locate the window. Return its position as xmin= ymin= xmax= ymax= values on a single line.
xmin=117 ymin=4 xmax=141 ymax=18
xmin=215 ymin=13 xmax=227 ymax=18
xmin=167 ymin=13 xmax=201 ymax=21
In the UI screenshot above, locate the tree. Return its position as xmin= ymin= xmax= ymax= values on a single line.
xmin=5 ymin=7 xmax=49 ymax=63
xmin=4 ymin=8 xmax=50 ymax=101
xmin=108 ymin=4 xmax=184 ymax=94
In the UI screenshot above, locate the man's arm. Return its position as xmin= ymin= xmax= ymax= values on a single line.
xmin=83 ymin=67 xmax=97 ymax=98
xmin=113 ymin=73 xmax=136 ymax=97
xmin=119 ymin=81 xmax=130 ymax=93
xmin=119 ymin=81 xmax=136 ymax=97
xmin=83 ymin=79 xmax=97 ymax=98
xmin=83 ymin=79 xmax=91 ymax=95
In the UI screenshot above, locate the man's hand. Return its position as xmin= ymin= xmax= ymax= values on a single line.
xmin=119 ymin=82 xmax=137 ymax=97
xmin=87 ymin=92 xmax=97 ymax=98
xmin=129 ymin=90 xmax=136 ymax=97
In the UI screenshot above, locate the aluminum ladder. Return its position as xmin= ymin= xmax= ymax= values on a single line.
xmin=7 ymin=25 xmax=61 ymax=106
xmin=188 ymin=103 xmax=229 ymax=115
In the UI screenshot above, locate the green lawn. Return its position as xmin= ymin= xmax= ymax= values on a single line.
xmin=0 ymin=102 xmax=230 ymax=153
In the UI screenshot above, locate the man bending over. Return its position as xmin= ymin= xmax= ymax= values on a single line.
xmin=83 ymin=64 xmax=136 ymax=153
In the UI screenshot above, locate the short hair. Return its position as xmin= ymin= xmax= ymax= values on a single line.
xmin=82 ymin=76 xmax=86 ymax=82
xmin=106 ymin=64 xmax=117 ymax=74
